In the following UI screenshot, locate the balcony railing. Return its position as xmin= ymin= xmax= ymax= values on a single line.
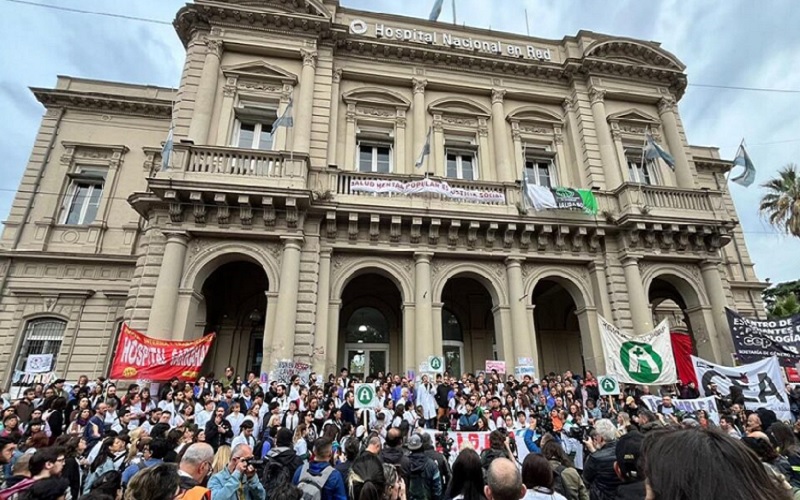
xmin=614 ymin=183 xmax=727 ymax=222
xmin=158 ymin=144 xmax=308 ymax=190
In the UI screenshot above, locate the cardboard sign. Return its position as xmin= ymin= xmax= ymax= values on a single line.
xmin=485 ymin=360 xmax=506 ymax=374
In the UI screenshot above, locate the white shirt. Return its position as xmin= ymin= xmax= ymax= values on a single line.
xmin=231 ymin=434 xmax=256 ymax=450
xmin=196 ymin=409 xmax=213 ymax=430
xmin=226 ymin=412 xmax=245 ymax=437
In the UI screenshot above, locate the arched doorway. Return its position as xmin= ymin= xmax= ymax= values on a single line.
xmin=200 ymin=261 xmax=268 ymax=378
xmin=533 ymin=280 xmax=584 ymax=376
xmin=339 ymin=274 xmax=402 ymax=379
xmin=648 ymin=276 xmax=714 ymax=359
xmin=441 ymin=277 xmax=496 ymax=375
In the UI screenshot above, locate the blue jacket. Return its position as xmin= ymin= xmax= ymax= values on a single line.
xmin=524 ymin=429 xmax=541 ymax=454
xmin=292 ymin=460 xmax=347 ymax=500
xmin=121 ymin=458 xmax=162 ymax=486
xmin=208 ymin=467 xmax=266 ymax=500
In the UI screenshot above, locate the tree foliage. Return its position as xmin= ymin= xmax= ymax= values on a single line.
xmin=759 ymin=163 xmax=800 ymax=237
xmin=763 ymin=279 xmax=800 ymax=319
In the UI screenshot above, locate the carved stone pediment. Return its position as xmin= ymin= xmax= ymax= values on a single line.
xmin=584 ymin=40 xmax=685 ymax=71
xmin=428 ymin=97 xmax=490 ymax=119
xmin=343 ymin=87 xmax=410 ymax=110
xmin=222 ymin=61 xmax=298 ymax=85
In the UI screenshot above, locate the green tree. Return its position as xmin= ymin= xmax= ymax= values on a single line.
xmin=763 ymin=279 xmax=800 ymax=319
xmin=759 ymin=163 xmax=800 ymax=236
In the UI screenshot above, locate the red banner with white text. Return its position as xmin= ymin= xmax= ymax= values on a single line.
xmin=109 ymin=324 xmax=215 ymax=382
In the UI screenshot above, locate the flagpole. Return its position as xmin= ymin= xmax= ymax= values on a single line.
xmin=452 ymin=0 xmax=457 ymax=24
xmin=525 ymin=9 xmax=530 ymax=36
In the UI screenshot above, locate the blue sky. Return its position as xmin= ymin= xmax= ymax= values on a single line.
xmin=0 ymin=0 xmax=798 ymax=284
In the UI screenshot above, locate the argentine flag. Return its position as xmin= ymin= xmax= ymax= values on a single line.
xmin=644 ymin=132 xmax=676 ymax=170
xmin=730 ymin=143 xmax=756 ymax=187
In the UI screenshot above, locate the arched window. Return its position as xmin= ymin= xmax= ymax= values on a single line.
xmin=442 ymin=309 xmax=463 ymax=342
xmin=346 ymin=307 xmax=389 ymax=343
xmin=13 ymin=318 xmax=67 ymax=376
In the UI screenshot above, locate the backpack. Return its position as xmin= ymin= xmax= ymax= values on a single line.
xmin=551 ymin=465 xmax=567 ymax=499
xmin=262 ymin=457 xmax=293 ymax=500
xmin=407 ymin=467 xmax=431 ymax=500
xmin=297 ymin=463 xmax=336 ymax=500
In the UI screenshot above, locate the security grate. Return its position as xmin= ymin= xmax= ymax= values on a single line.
xmin=13 ymin=319 xmax=67 ymax=381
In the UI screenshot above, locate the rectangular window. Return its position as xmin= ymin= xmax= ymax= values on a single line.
xmin=62 ymin=168 xmax=105 ymax=225
xmin=236 ymin=121 xmax=274 ymax=150
xmin=358 ymin=143 xmax=392 ymax=173
xmin=525 ymin=158 xmax=556 ymax=188
xmin=446 ymin=150 xmax=477 ymax=180
xmin=12 ymin=319 xmax=66 ymax=385
xmin=626 ymin=149 xmax=658 ymax=185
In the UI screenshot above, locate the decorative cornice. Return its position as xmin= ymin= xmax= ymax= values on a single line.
xmin=32 ymin=88 xmax=174 ymax=118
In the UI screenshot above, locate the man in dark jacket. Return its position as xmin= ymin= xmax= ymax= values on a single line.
xmin=406 ymin=434 xmax=443 ymax=500
xmin=264 ymin=428 xmax=304 ymax=498
xmin=583 ymin=419 xmax=622 ymax=500
xmin=380 ymin=428 xmax=410 ymax=482
xmin=340 ymin=391 xmax=357 ymax=426
xmin=613 ymin=431 xmax=645 ymax=500
xmin=420 ymin=432 xmax=450 ymax=492
xmin=434 ymin=375 xmax=450 ymax=424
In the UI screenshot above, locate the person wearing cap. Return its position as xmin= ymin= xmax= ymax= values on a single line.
xmin=406 ymin=433 xmax=442 ymax=500
xmin=613 ymin=431 xmax=645 ymax=500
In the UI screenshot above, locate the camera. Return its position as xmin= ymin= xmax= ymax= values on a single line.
xmin=435 ymin=422 xmax=454 ymax=460
xmin=567 ymin=424 xmax=590 ymax=442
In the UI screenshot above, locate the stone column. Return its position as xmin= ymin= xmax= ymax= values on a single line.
xmin=215 ymin=83 xmax=237 ymax=145
xmin=477 ymin=119 xmax=493 ymax=181
xmin=326 ymin=69 xmax=343 ymax=166
xmin=269 ymin=237 xmax=304 ymax=365
xmin=260 ymin=292 xmax=280 ymax=374
xmin=344 ymin=104 xmax=357 ymax=170
xmin=506 ymin=258 xmax=538 ymax=363
xmin=414 ymin=253 xmax=435 ymax=366
xmin=403 ymin=303 xmax=416 ymax=373
xmin=188 ymin=40 xmax=222 ymax=145
xmin=412 ymin=78 xmax=428 ymax=168
xmin=432 ymin=303 xmax=444 ymax=360
xmin=293 ymin=49 xmax=317 ymax=155
xmin=148 ymin=232 xmax=189 ymax=339
xmin=563 ymin=97 xmax=591 ymax=188
xmin=589 ymin=88 xmax=623 ymax=189
xmin=658 ymin=97 xmax=694 ymax=188
xmin=312 ymin=249 xmax=332 ymax=374
xmin=326 ymin=300 xmax=342 ymax=375
xmin=700 ymin=260 xmax=735 ymax=355
xmin=588 ymin=261 xmax=613 ymax=320
xmin=491 ymin=89 xmax=513 ymax=182
xmin=431 ymin=117 xmax=445 ymax=177
xmin=396 ymin=111 xmax=407 ymax=174
xmin=621 ymin=255 xmax=653 ymax=334
xmin=553 ymin=129 xmax=572 ymax=186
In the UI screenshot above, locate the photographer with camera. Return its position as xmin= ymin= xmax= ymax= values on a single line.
xmin=207 ymin=443 xmax=266 ymax=500
xmin=582 ymin=419 xmax=621 ymax=500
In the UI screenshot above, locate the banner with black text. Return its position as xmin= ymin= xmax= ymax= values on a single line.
xmin=726 ymin=308 xmax=800 ymax=367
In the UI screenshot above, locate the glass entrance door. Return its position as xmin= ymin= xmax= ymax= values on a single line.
xmin=443 ymin=342 xmax=463 ymax=378
xmin=345 ymin=345 xmax=388 ymax=380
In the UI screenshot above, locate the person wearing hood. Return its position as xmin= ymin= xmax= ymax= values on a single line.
xmin=406 ymin=433 xmax=443 ymax=500
xmin=292 ymin=437 xmax=346 ymax=500
xmin=263 ymin=428 xmax=304 ymax=498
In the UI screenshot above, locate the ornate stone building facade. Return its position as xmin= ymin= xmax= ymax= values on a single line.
xmin=0 ymin=0 xmax=765 ymax=385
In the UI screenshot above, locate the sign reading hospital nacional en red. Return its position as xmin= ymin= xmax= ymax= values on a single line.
xmin=349 ymin=177 xmax=506 ymax=204
xmin=109 ymin=324 xmax=215 ymax=382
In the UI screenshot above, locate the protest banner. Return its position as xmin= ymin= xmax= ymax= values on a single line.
xmin=640 ymin=395 xmax=720 ymax=424
xmin=485 ymin=360 xmax=506 ymax=374
xmin=692 ymin=355 xmax=790 ymax=421
xmin=727 ymin=308 xmax=800 ymax=367
xmin=109 ymin=324 xmax=215 ymax=381
xmin=599 ymin=316 xmax=677 ymax=385
xmin=515 ymin=357 xmax=535 ymax=378
xmin=23 ymin=354 xmax=53 ymax=374
xmin=272 ymin=360 xmax=311 ymax=385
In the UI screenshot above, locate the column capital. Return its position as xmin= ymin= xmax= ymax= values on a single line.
xmin=412 ymin=78 xmax=428 ymax=94
xmin=414 ymin=251 xmax=434 ymax=263
xmin=301 ymin=49 xmax=318 ymax=68
xmin=280 ymin=235 xmax=304 ymax=250
xmin=562 ymin=96 xmax=576 ymax=114
xmin=205 ymin=39 xmax=223 ymax=58
xmin=589 ymin=87 xmax=606 ymax=105
xmin=620 ymin=254 xmax=641 ymax=266
xmin=320 ymin=248 xmax=333 ymax=258
xmin=162 ymin=231 xmax=190 ymax=245
xmin=491 ymin=88 xmax=507 ymax=105
xmin=504 ymin=257 xmax=524 ymax=268
xmin=699 ymin=259 xmax=722 ymax=271
xmin=332 ymin=68 xmax=343 ymax=84
xmin=658 ymin=96 xmax=677 ymax=115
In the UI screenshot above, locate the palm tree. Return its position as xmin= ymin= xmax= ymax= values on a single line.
xmin=759 ymin=163 xmax=800 ymax=237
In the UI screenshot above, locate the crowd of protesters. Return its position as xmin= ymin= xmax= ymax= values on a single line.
xmin=0 ymin=366 xmax=795 ymax=499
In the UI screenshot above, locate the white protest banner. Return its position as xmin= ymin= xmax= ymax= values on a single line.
xmin=640 ymin=395 xmax=720 ymax=424
xmin=272 ymin=360 xmax=311 ymax=385
xmin=692 ymin=356 xmax=790 ymax=421
xmin=24 ymin=354 xmax=53 ymax=374
xmin=515 ymin=357 xmax=535 ymax=378
xmin=350 ymin=177 xmax=506 ymax=204
xmin=599 ymin=316 xmax=677 ymax=385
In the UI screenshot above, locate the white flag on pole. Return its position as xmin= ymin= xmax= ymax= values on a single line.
xmin=598 ymin=316 xmax=678 ymax=385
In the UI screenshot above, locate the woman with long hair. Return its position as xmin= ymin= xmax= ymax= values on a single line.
xmin=124 ymin=427 xmax=147 ymax=467
xmin=445 ymin=448 xmax=486 ymax=500
xmin=383 ymin=462 xmax=407 ymax=500
xmin=522 ymin=453 xmax=567 ymax=500
xmin=211 ymin=445 xmax=231 ymax=476
xmin=83 ymin=436 xmax=125 ymax=494
xmin=68 ymin=397 xmax=91 ymax=424
xmin=539 ymin=435 xmax=588 ymax=500
xmin=741 ymin=435 xmax=793 ymax=490
xmin=56 ymin=434 xmax=86 ymax=500
xmin=770 ymin=421 xmax=800 ymax=488
xmin=347 ymin=452 xmax=386 ymax=500
xmin=67 ymin=408 xmax=91 ymax=436
xmin=293 ymin=423 xmax=309 ymax=460
xmin=644 ymin=428 xmax=792 ymax=500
